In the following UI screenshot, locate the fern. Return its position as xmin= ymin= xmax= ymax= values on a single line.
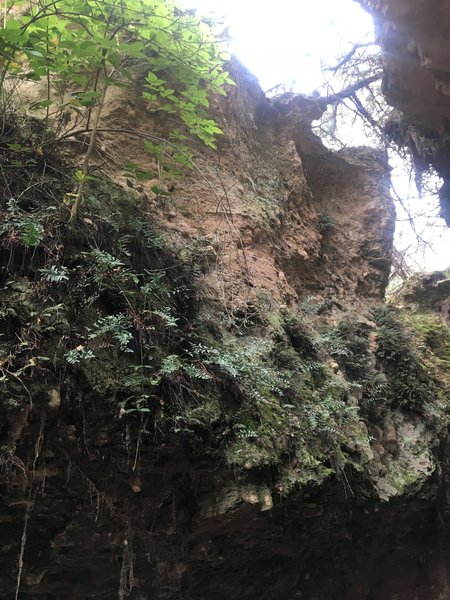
xmin=88 ymin=314 xmax=133 ymax=352
xmin=39 ymin=265 xmax=70 ymax=283
xmin=65 ymin=347 xmax=95 ymax=365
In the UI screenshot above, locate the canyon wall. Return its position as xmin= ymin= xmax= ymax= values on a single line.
xmin=0 ymin=17 xmax=449 ymax=600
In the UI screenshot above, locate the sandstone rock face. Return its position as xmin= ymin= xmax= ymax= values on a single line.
xmin=360 ymin=0 xmax=450 ymax=224
xmin=0 ymin=59 xmax=449 ymax=600
xmin=99 ymin=61 xmax=395 ymax=311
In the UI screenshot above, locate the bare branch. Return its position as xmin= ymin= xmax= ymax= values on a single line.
xmin=391 ymin=246 xmax=413 ymax=280
xmin=324 ymin=74 xmax=381 ymax=105
xmin=325 ymin=42 xmax=377 ymax=73
xmin=350 ymin=92 xmax=380 ymax=130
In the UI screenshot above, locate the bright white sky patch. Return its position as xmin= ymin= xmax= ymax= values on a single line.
xmin=179 ymin=0 xmax=450 ymax=272
xmin=181 ymin=0 xmax=374 ymax=92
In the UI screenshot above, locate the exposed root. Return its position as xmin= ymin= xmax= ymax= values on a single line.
xmin=33 ymin=411 xmax=46 ymax=472
xmin=15 ymin=489 xmax=35 ymax=600
xmin=118 ymin=530 xmax=135 ymax=600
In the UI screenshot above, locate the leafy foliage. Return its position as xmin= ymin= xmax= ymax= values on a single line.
xmin=88 ymin=314 xmax=134 ymax=352
xmin=317 ymin=211 xmax=336 ymax=234
xmin=65 ymin=347 xmax=95 ymax=365
xmin=39 ymin=265 xmax=70 ymax=282
xmin=2 ymin=0 xmax=231 ymax=140
xmin=0 ymin=198 xmax=46 ymax=247
xmin=1 ymin=0 xmax=232 ymax=219
xmin=315 ymin=320 xmax=372 ymax=381
xmin=371 ymin=305 xmax=436 ymax=411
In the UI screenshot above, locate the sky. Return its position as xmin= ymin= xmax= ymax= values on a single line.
xmin=181 ymin=0 xmax=374 ymax=92
xmin=179 ymin=0 xmax=450 ymax=271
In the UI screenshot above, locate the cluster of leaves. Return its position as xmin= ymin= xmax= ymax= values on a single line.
xmin=1 ymin=0 xmax=232 ymax=219
xmin=296 ymin=296 xmax=333 ymax=319
xmin=371 ymin=305 xmax=437 ymax=411
xmin=317 ymin=211 xmax=336 ymax=235
xmin=2 ymin=0 xmax=231 ymax=139
xmin=137 ymin=303 xmax=364 ymax=480
xmin=311 ymin=312 xmax=440 ymax=416
xmin=154 ymin=337 xmax=292 ymax=446
xmin=314 ymin=319 xmax=372 ymax=381
xmin=0 ymin=198 xmax=45 ymax=247
xmin=212 ymin=315 xmax=366 ymax=473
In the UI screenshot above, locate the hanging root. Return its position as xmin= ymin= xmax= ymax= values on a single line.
xmin=33 ymin=410 xmax=46 ymax=472
xmin=118 ymin=529 xmax=135 ymax=600
xmin=15 ymin=489 xmax=35 ymax=600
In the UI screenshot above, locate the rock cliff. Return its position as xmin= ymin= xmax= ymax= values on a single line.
xmin=0 ymin=20 xmax=449 ymax=600
xmin=360 ymin=0 xmax=450 ymax=225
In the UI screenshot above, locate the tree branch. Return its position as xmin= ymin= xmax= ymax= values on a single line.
xmin=324 ymin=74 xmax=381 ymax=105
xmin=325 ymin=42 xmax=377 ymax=73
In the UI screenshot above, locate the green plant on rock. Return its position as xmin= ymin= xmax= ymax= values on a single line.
xmin=88 ymin=314 xmax=134 ymax=352
xmin=282 ymin=313 xmax=318 ymax=358
xmin=361 ymin=371 xmax=391 ymax=417
xmin=297 ymin=296 xmax=332 ymax=318
xmin=39 ymin=265 xmax=70 ymax=283
xmin=1 ymin=0 xmax=233 ymax=222
xmin=0 ymin=198 xmax=45 ymax=247
xmin=65 ymin=347 xmax=95 ymax=365
xmin=317 ymin=211 xmax=336 ymax=234
xmin=410 ymin=313 xmax=450 ymax=360
xmin=85 ymin=249 xmax=139 ymax=295
xmin=371 ymin=305 xmax=437 ymax=411
xmin=400 ymin=309 xmax=450 ymax=400
xmin=184 ymin=333 xmax=364 ymax=474
xmin=314 ymin=319 xmax=372 ymax=382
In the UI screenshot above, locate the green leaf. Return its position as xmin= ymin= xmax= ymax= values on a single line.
xmin=123 ymin=162 xmax=154 ymax=181
xmin=26 ymin=49 xmax=45 ymax=58
xmin=7 ymin=143 xmax=32 ymax=152
xmin=29 ymin=99 xmax=53 ymax=110
xmin=2 ymin=0 xmax=231 ymax=199
xmin=151 ymin=186 xmax=171 ymax=196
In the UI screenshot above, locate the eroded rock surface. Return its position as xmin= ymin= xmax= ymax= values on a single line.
xmin=0 ymin=59 xmax=449 ymax=600
xmin=360 ymin=0 xmax=450 ymax=224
